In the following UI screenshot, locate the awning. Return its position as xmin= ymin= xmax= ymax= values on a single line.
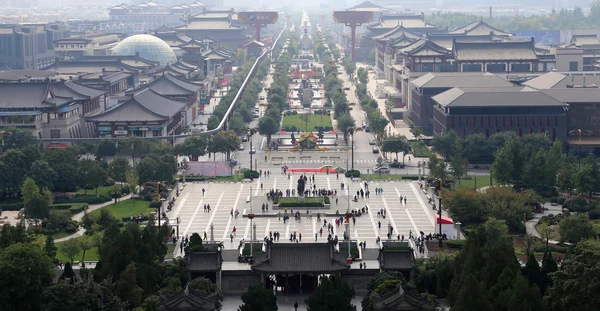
xmin=47 ymin=143 xmax=67 ymax=150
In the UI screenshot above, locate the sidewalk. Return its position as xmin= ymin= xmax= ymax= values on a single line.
xmin=525 ymin=202 xmax=563 ymax=245
xmin=358 ymin=63 xmax=414 ymax=140
xmin=55 ymin=194 xmax=132 ymax=243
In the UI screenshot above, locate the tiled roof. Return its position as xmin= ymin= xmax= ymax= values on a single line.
xmin=0 ymin=82 xmax=54 ymax=109
xmin=251 ymin=242 xmax=350 ymax=273
xmin=378 ymin=249 xmax=415 ymax=270
xmin=571 ymin=34 xmax=600 ymax=46
xmin=411 ymin=72 xmax=514 ymax=89
xmin=372 ymin=25 xmax=422 ymax=41
xmin=523 ymin=72 xmax=600 ymax=89
xmin=0 ymin=70 xmax=58 ymax=81
xmin=86 ymin=88 xmax=185 ymax=122
xmin=453 ymin=40 xmax=538 ymax=61
xmin=53 ymin=81 xmax=107 ymax=99
xmin=403 ymin=39 xmax=451 ymax=56
xmin=427 ymin=33 xmax=494 ymax=50
xmin=180 ymin=20 xmax=239 ymax=30
xmin=369 ymin=14 xmax=435 ymax=29
xmin=188 ymin=252 xmax=222 ymax=272
xmin=432 ymin=86 xmax=567 ymax=108
xmin=449 ymin=21 xmax=511 ymax=37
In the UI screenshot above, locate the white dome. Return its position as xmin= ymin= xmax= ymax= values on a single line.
xmin=112 ymin=34 xmax=177 ymax=65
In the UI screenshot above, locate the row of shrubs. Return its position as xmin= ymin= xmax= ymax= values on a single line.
xmin=54 ymin=194 xmax=112 ymax=205
xmin=278 ymin=201 xmax=325 ymax=208
xmin=345 ymin=170 xmax=361 ymax=178
xmin=273 ymin=196 xmax=331 ymax=204
xmin=281 ymin=125 xmax=335 ymax=132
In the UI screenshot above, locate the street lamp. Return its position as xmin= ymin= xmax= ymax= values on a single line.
xmin=248 ymin=128 xmax=254 ymax=171
xmin=455 ymin=222 xmax=462 ymax=240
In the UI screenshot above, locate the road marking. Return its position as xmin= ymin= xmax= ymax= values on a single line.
xmin=272 ymin=177 xmax=277 ymax=191
xmin=327 ymin=176 xmax=331 ymax=190
xmin=366 ymin=205 xmax=380 ymax=241
xmin=381 ymin=196 xmax=399 ymax=234
xmin=204 ymin=193 xmax=224 ymax=234
xmin=222 ymin=184 xmax=244 ymax=239
xmin=171 ymin=192 xmax=190 ymax=219
xmin=288 ymin=176 xmax=293 ymax=190
xmin=285 ymin=221 xmax=290 ymax=240
xmin=405 ymin=209 xmax=419 ymax=237
xmin=409 ymin=182 xmax=436 ymax=227
xmin=263 ymin=219 xmax=271 ymax=240
xmin=243 ymin=218 xmax=251 ymax=240
xmin=181 ymin=197 xmax=205 ymax=238
xmin=394 ymin=187 xmax=405 ymax=208
xmin=312 ymin=217 xmax=316 ymax=236
xmin=260 ymin=137 xmax=266 ymax=149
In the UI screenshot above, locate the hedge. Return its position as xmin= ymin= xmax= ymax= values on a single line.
xmin=69 ymin=205 xmax=85 ymax=214
xmin=345 ymin=170 xmax=361 ymax=178
xmin=244 ymin=170 xmax=259 ymax=179
xmin=278 ymin=201 xmax=325 ymax=208
xmin=50 ymin=204 xmax=73 ymax=210
xmin=0 ymin=203 xmax=23 ymax=211
xmin=54 ymin=195 xmax=112 ymax=205
xmin=446 ymin=240 xmax=466 ymax=249
xmin=534 ymin=244 xmax=569 ymax=254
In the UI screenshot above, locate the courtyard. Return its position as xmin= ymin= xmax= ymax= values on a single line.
xmin=281 ymin=113 xmax=333 ymax=132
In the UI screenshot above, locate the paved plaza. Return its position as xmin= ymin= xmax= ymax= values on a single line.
xmin=168 ymin=174 xmax=439 ymax=257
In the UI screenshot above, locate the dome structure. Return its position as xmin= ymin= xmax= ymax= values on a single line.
xmin=112 ymin=34 xmax=177 ymax=65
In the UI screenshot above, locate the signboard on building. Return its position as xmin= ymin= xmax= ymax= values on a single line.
xmin=114 ymin=130 xmax=128 ymax=135
xmin=97 ymin=126 xmax=112 ymax=131
xmin=237 ymin=12 xmax=279 ymax=25
xmin=514 ymin=30 xmax=560 ymax=46
xmin=128 ymin=126 xmax=163 ymax=131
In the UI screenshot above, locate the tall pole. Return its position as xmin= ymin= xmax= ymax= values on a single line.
xmin=350 ymin=24 xmax=357 ymax=62
xmin=351 ymin=132 xmax=355 ymax=171
xmin=157 ymin=183 xmax=161 ymax=228
xmin=250 ymin=185 xmax=253 ymax=256
xmin=249 ymin=129 xmax=254 ymax=170
xmin=438 ymin=180 xmax=443 ymax=247
xmin=347 ymin=184 xmax=351 ymax=258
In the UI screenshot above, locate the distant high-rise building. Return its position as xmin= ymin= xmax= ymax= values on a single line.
xmin=0 ymin=24 xmax=69 ymax=70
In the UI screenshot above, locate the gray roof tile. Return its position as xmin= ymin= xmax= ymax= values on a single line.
xmin=252 ymin=242 xmax=350 ymax=273
xmin=454 ymin=40 xmax=537 ymax=61
xmin=188 ymin=252 xmax=222 ymax=272
xmin=432 ymin=86 xmax=567 ymax=108
xmin=411 ymin=72 xmax=514 ymax=89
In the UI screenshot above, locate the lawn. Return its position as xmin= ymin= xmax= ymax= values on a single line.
xmin=454 ymin=175 xmax=494 ymax=190
xmin=277 ymin=197 xmax=327 ymax=204
xmin=90 ymin=199 xmax=155 ymax=220
xmin=281 ymin=114 xmax=332 ymax=132
xmin=366 ymin=174 xmax=411 ymax=181
xmin=56 ymin=238 xmax=100 ymax=262
xmin=77 ymin=185 xmax=116 ymax=196
xmin=410 ymin=141 xmax=432 ymax=158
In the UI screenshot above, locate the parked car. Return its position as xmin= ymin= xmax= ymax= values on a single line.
xmin=372 ymin=147 xmax=380 ymax=154
xmin=369 ymin=138 xmax=376 ymax=145
xmin=365 ymin=126 xmax=371 ymax=132
xmin=343 ymin=86 xmax=350 ymax=90
xmin=241 ymin=136 xmax=248 ymax=142
xmin=238 ymin=144 xmax=245 ymax=151
xmin=259 ymin=96 xmax=265 ymax=100
xmin=390 ymin=162 xmax=405 ymax=168
xmin=372 ymin=166 xmax=390 ymax=174
xmin=250 ymin=147 xmax=256 ymax=154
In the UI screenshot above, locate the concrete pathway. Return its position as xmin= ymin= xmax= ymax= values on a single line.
xmin=525 ymin=202 xmax=564 ymax=245
xmin=55 ymin=194 xmax=132 ymax=243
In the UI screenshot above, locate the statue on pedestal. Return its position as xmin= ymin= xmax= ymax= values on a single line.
xmin=297 ymin=176 xmax=306 ymax=196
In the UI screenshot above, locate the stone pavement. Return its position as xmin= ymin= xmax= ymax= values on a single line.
xmin=168 ymin=174 xmax=438 ymax=257
xmin=525 ymin=202 xmax=564 ymax=245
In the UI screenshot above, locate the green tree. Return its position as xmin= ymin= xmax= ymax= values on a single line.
xmin=442 ymin=188 xmax=485 ymax=225
xmin=545 ymin=240 xmax=600 ymax=310
xmin=384 ymin=94 xmax=395 ymax=112
xmin=557 ymin=153 xmax=577 ymax=196
xmin=453 ymin=274 xmax=493 ymax=311
xmin=116 ymin=262 xmax=144 ymax=308
xmin=0 ymin=127 xmax=36 ymax=150
xmin=336 ymin=113 xmax=356 ymax=145
xmin=108 ymin=157 xmax=131 ymax=182
xmin=45 ymin=235 xmax=57 ymax=260
xmin=306 ymin=274 xmax=356 ymax=311
xmin=188 ymin=277 xmax=224 ymax=310
xmin=27 ymin=160 xmax=57 ymax=190
xmin=173 ymin=136 xmax=208 ymax=160
xmin=540 ymin=251 xmax=558 ymax=294
xmin=449 ymin=140 xmax=467 ymax=185
xmin=236 ymin=48 xmax=245 ymax=63
xmin=258 ymin=116 xmax=280 ymax=144
xmin=362 ymin=271 xmax=406 ymax=311
xmin=431 ymin=130 xmax=459 ymax=159
xmin=523 ymin=252 xmax=541 ymax=287
xmin=2 ymin=149 xmax=29 ymax=193
xmin=507 ymin=274 xmax=545 ymax=311
xmin=60 ymin=238 xmax=81 ymax=264
xmin=524 ymin=150 xmax=547 ymax=189
xmin=463 ymin=133 xmax=492 ymax=164
xmin=558 ymin=213 xmax=596 ymax=243
xmin=492 ymin=139 xmax=525 ymax=184
xmin=137 ymin=156 xmax=160 ymax=183
xmin=41 ymin=279 xmax=126 ymax=311
xmin=238 ymin=284 xmax=278 ymax=311
xmin=0 ymin=243 xmax=55 ymax=311
xmin=95 ymin=139 xmax=117 ymax=162
xmin=79 ymin=234 xmax=96 ymax=264
xmin=357 ymin=67 xmax=368 ymax=84
xmin=381 ymin=134 xmax=411 ymax=163
xmin=410 ymin=126 xmax=423 ymax=140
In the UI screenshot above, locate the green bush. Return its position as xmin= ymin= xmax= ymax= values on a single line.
xmin=148 ymin=200 xmax=161 ymax=208
xmin=534 ymin=244 xmax=569 ymax=253
xmin=69 ymin=205 xmax=85 ymax=214
xmin=103 ymin=177 xmax=116 ymax=186
xmin=446 ymin=240 xmax=466 ymax=249
xmin=50 ymin=205 xmax=73 ymax=210
xmin=563 ymin=197 xmax=590 ymax=213
xmin=0 ymin=203 xmax=23 ymax=211
xmin=121 ymin=186 xmax=131 ymax=195
xmin=55 ymin=195 xmax=112 ymax=205
xmin=345 ymin=170 xmax=361 ymax=178
xmin=244 ymin=170 xmax=259 ymax=179
xmin=589 ymin=208 xmax=600 ymax=220
xmin=278 ymin=201 xmax=325 ymax=208
xmin=557 ymin=197 xmax=566 ymax=205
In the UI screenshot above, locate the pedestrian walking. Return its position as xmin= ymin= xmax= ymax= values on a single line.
xmin=378 ymin=221 xmax=381 ymax=229
xmin=294 ymin=302 xmax=298 ymax=311
xmin=202 ymin=188 xmax=205 ymax=196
